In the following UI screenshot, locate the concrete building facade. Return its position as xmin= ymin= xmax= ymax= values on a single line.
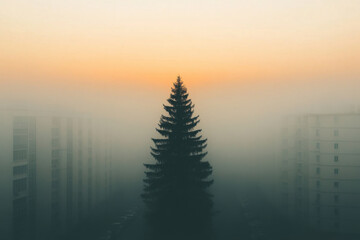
xmin=279 ymin=113 xmax=360 ymax=234
xmin=0 ymin=107 xmax=112 ymax=240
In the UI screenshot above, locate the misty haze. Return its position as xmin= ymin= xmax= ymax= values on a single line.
xmin=1 ymin=1 xmax=360 ymax=240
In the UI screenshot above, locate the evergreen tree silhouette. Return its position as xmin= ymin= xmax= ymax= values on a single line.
xmin=142 ymin=76 xmax=214 ymax=240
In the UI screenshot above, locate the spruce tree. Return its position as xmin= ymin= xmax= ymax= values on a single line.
xmin=142 ymin=76 xmax=214 ymax=240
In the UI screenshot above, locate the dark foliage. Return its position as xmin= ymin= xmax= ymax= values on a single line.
xmin=142 ymin=76 xmax=214 ymax=240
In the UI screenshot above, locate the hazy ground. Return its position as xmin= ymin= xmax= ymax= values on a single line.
xmin=62 ymin=176 xmax=360 ymax=240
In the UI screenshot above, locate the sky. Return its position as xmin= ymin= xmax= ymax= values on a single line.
xmin=1 ymin=0 xmax=360 ymax=89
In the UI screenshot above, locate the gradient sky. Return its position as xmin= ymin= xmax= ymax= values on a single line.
xmin=1 ymin=0 xmax=360 ymax=88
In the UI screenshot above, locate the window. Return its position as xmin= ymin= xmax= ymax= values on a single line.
xmin=316 ymin=167 xmax=320 ymax=174
xmin=13 ymin=150 xmax=27 ymax=161
xmin=13 ymin=197 xmax=27 ymax=219
xmin=334 ymin=168 xmax=339 ymax=174
xmin=13 ymin=179 xmax=27 ymax=196
xmin=316 ymin=180 xmax=320 ymax=188
xmin=334 ymin=143 xmax=339 ymax=149
xmin=316 ymin=155 xmax=320 ymax=162
xmin=13 ymin=135 xmax=28 ymax=148
xmin=334 ymin=155 xmax=339 ymax=162
xmin=334 ymin=182 xmax=339 ymax=188
xmin=316 ymin=129 xmax=320 ymax=137
xmin=13 ymin=166 xmax=27 ymax=175
xmin=316 ymin=143 xmax=320 ymax=149
xmin=334 ymin=208 xmax=339 ymax=216
xmin=334 ymin=195 xmax=339 ymax=203
xmin=334 ymin=130 xmax=339 ymax=136
xmin=316 ymin=193 xmax=321 ymax=202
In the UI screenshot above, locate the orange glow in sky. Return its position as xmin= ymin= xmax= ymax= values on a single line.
xmin=1 ymin=0 xmax=360 ymax=88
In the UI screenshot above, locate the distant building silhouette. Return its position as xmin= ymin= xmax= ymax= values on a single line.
xmin=0 ymin=106 xmax=113 ymax=240
xmin=279 ymin=113 xmax=360 ymax=234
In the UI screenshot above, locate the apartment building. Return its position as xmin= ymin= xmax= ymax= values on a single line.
xmin=279 ymin=113 xmax=360 ymax=234
xmin=0 ymin=107 xmax=112 ymax=240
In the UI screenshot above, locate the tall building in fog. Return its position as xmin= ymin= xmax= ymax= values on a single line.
xmin=0 ymin=107 xmax=112 ymax=240
xmin=279 ymin=113 xmax=360 ymax=234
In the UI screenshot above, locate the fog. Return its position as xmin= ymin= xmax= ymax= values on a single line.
xmin=1 ymin=76 xmax=360 ymax=240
